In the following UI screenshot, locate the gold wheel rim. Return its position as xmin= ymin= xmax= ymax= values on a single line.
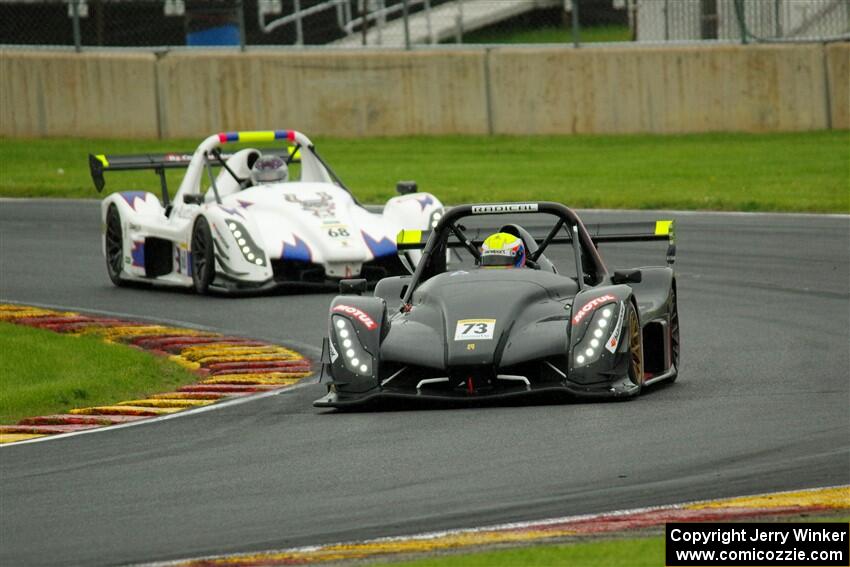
xmin=628 ymin=307 xmax=644 ymax=386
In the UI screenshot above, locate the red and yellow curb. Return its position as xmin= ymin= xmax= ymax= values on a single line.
xmin=160 ymin=485 xmax=849 ymax=566
xmin=0 ymin=304 xmax=313 ymax=445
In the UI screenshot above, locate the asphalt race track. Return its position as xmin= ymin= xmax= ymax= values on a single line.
xmin=1 ymin=200 xmax=848 ymax=566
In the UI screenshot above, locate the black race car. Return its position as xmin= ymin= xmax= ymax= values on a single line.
xmin=314 ymin=202 xmax=678 ymax=408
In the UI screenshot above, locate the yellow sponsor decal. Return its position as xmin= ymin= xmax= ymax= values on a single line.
xmin=396 ymin=229 xmax=423 ymax=245
xmin=655 ymin=220 xmax=673 ymax=236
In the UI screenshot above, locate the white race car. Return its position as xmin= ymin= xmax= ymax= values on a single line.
xmin=90 ymin=129 xmax=444 ymax=293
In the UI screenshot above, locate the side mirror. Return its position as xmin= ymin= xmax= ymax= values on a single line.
xmin=611 ymin=269 xmax=642 ymax=285
xmin=339 ymin=278 xmax=368 ymax=295
xmin=396 ymin=181 xmax=417 ymax=195
xmin=183 ymin=194 xmax=204 ymax=205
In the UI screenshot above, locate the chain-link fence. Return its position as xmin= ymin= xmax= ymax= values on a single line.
xmin=1 ymin=0 xmax=848 ymax=49
xmin=635 ymin=0 xmax=850 ymax=43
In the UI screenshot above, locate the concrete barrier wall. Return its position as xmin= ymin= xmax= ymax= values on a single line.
xmin=489 ymin=44 xmax=829 ymax=134
xmin=1 ymin=44 xmax=843 ymax=139
xmin=156 ymin=50 xmax=488 ymax=138
xmin=826 ymin=43 xmax=849 ymax=130
xmin=0 ymin=50 xmax=158 ymax=138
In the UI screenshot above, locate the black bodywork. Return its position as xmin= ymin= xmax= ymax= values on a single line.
xmin=315 ymin=202 xmax=678 ymax=408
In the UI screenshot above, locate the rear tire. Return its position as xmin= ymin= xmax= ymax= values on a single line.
xmin=668 ymin=288 xmax=680 ymax=382
xmin=105 ymin=204 xmax=126 ymax=287
xmin=191 ymin=217 xmax=215 ymax=294
xmin=626 ymin=301 xmax=645 ymax=394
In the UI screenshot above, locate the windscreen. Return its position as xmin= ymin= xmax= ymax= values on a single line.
xmin=439 ymin=213 xmax=581 ymax=280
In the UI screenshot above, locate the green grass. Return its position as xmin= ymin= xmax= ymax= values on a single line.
xmin=393 ymin=516 xmax=850 ymax=567
xmin=0 ymin=322 xmax=198 ymax=424
xmin=394 ymin=537 xmax=662 ymax=567
xmin=1 ymin=131 xmax=847 ymax=212
xmin=463 ymin=24 xmax=631 ymax=44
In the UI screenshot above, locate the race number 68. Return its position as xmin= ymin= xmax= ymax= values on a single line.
xmin=327 ymin=227 xmax=350 ymax=238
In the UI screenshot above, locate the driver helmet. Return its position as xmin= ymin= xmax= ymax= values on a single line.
xmin=480 ymin=232 xmax=526 ymax=268
xmin=250 ymin=154 xmax=288 ymax=184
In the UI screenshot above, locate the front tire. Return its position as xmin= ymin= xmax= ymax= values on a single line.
xmin=191 ymin=217 xmax=215 ymax=294
xmin=105 ymin=204 xmax=126 ymax=287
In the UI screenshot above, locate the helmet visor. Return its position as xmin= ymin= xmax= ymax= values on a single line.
xmin=252 ymin=156 xmax=287 ymax=182
xmin=481 ymin=252 xmax=517 ymax=267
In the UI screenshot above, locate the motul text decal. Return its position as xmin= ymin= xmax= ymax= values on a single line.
xmin=333 ymin=304 xmax=377 ymax=330
xmin=572 ymin=294 xmax=616 ymax=325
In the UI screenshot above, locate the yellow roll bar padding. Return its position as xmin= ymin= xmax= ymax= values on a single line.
xmin=236 ymin=131 xmax=280 ymax=144
xmin=396 ymin=229 xmax=423 ymax=245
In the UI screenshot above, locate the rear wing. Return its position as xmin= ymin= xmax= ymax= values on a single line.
xmin=587 ymin=220 xmax=676 ymax=264
xmin=398 ymin=219 xmax=676 ymax=264
xmin=88 ymin=147 xmax=299 ymax=193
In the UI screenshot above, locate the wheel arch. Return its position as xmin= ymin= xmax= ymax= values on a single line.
xmin=635 ymin=270 xmax=678 ymax=380
xmin=101 ymin=191 xmax=162 ymax=224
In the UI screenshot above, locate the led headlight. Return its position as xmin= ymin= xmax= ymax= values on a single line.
xmin=573 ymin=301 xmax=623 ymax=367
xmin=226 ymin=220 xmax=266 ymax=267
xmin=429 ymin=208 xmax=444 ymax=229
xmin=332 ymin=315 xmax=373 ymax=376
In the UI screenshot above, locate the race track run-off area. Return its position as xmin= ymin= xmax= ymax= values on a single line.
xmin=0 ymin=199 xmax=848 ymax=566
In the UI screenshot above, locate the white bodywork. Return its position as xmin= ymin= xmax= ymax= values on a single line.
xmin=101 ymin=130 xmax=444 ymax=290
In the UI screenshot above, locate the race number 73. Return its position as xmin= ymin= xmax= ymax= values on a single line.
xmin=454 ymin=319 xmax=496 ymax=341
